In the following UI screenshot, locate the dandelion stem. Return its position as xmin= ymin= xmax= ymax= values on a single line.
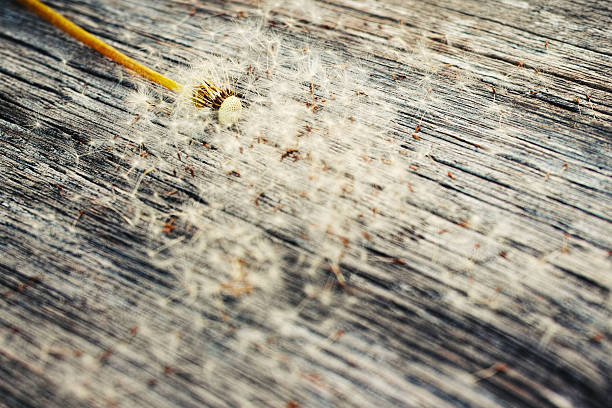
xmin=17 ymin=0 xmax=183 ymax=91
xmin=18 ymin=0 xmax=242 ymax=125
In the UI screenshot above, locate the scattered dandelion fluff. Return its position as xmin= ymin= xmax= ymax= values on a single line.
xmin=7 ymin=2 xmax=608 ymax=407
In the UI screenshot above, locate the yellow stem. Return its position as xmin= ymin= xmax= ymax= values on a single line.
xmin=16 ymin=0 xmax=183 ymax=92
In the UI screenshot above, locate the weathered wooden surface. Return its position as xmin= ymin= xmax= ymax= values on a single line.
xmin=1 ymin=0 xmax=611 ymax=407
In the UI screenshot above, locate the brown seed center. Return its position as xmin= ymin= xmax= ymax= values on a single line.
xmin=191 ymin=81 xmax=234 ymax=109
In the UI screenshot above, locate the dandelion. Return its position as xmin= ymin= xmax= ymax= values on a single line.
xmin=191 ymin=82 xmax=242 ymax=126
xmin=16 ymin=0 xmax=242 ymax=126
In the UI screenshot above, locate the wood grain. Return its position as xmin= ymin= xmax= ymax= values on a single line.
xmin=1 ymin=1 xmax=610 ymax=407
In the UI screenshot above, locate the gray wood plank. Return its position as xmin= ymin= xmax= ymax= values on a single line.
xmin=1 ymin=0 xmax=610 ymax=407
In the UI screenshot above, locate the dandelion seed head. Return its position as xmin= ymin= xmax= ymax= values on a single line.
xmin=218 ymin=95 xmax=242 ymax=126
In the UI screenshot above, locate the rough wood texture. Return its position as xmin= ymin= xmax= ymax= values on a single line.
xmin=1 ymin=0 xmax=610 ymax=407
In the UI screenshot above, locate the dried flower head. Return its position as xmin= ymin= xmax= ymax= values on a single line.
xmin=191 ymin=83 xmax=242 ymax=126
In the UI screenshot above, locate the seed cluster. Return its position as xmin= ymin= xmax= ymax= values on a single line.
xmin=191 ymin=81 xmax=236 ymax=109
